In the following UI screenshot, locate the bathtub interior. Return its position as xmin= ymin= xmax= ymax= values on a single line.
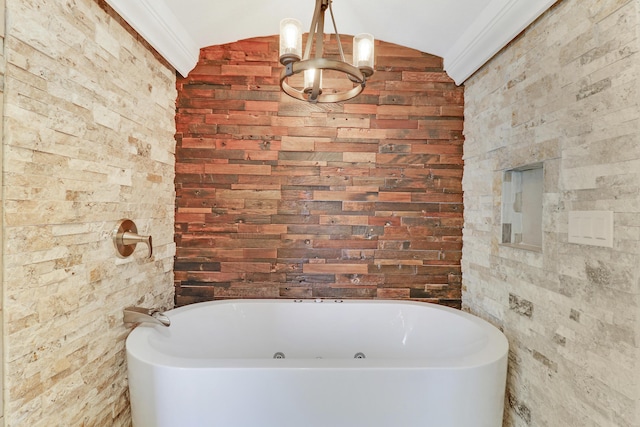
xmin=136 ymin=299 xmax=501 ymax=363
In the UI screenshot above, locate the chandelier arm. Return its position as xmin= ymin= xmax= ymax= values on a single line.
xmin=309 ymin=4 xmax=326 ymax=102
xmin=303 ymin=0 xmax=324 ymax=61
xmin=283 ymin=58 xmax=364 ymax=86
xmin=314 ymin=4 xmax=325 ymax=60
xmin=279 ymin=58 xmax=366 ymax=103
xmin=281 ymin=78 xmax=364 ymax=103
xmin=328 ymin=0 xmax=347 ymax=63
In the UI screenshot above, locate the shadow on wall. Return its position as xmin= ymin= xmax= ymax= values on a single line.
xmin=173 ymin=35 xmax=464 ymax=307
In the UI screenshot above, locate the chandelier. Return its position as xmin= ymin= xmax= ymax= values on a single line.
xmin=279 ymin=0 xmax=375 ymax=103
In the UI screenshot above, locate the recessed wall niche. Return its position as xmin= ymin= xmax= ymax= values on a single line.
xmin=501 ymin=163 xmax=543 ymax=250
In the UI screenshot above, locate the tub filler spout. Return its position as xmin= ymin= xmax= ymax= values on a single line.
xmin=124 ymin=307 xmax=171 ymax=327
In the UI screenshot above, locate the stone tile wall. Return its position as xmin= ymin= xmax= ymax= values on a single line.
xmin=0 ymin=0 xmax=5 ymax=423
xmin=462 ymin=0 xmax=640 ymax=425
xmin=174 ymin=37 xmax=465 ymax=306
xmin=2 ymin=0 xmax=176 ymax=425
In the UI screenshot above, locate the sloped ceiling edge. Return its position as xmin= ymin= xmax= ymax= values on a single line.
xmin=105 ymin=0 xmax=199 ymax=77
xmin=444 ymin=0 xmax=559 ymax=85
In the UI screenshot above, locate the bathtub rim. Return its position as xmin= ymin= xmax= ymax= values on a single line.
xmin=126 ymin=299 xmax=508 ymax=370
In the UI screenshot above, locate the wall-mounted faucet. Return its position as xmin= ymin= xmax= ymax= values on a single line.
xmin=123 ymin=307 xmax=171 ymax=327
xmin=113 ymin=219 xmax=153 ymax=258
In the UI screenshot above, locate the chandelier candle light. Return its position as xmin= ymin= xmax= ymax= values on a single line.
xmin=279 ymin=0 xmax=375 ymax=103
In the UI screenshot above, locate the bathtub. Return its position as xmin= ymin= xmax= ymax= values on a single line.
xmin=126 ymin=299 xmax=508 ymax=427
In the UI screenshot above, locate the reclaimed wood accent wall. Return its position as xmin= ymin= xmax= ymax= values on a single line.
xmin=174 ymin=35 xmax=464 ymax=307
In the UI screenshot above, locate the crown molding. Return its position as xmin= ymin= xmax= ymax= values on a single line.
xmin=104 ymin=0 xmax=557 ymax=83
xmin=444 ymin=0 xmax=559 ymax=85
xmin=104 ymin=0 xmax=199 ymax=77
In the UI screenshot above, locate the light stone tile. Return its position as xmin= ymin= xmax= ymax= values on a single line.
xmin=2 ymin=0 xmax=176 ymax=425
xmin=463 ymin=0 xmax=640 ymax=425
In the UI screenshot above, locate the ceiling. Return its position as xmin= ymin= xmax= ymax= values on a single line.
xmin=104 ymin=0 xmax=557 ymax=85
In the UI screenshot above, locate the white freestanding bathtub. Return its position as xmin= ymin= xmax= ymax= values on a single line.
xmin=126 ymin=299 xmax=508 ymax=427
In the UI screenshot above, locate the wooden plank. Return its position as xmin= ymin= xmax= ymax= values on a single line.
xmin=204 ymin=164 xmax=271 ymax=175
xmin=303 ymin=264 xmax=369 ymax=274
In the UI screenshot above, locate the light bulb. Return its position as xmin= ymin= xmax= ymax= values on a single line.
xmin=282 ymin=24 xmax=299 ymax=52
xmin=304 ymin=69 xmax=323 ymax=94
xmin=357 ymin=39 xmax=373 ymax=64
xmin=353 ymin=33 xmax=375 ymax=75
xmin=279 ymin=19 xmax=302 ymax=64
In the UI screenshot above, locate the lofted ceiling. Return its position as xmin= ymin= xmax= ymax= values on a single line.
xmin=105 ymin=0 xmax=557 ymax=85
